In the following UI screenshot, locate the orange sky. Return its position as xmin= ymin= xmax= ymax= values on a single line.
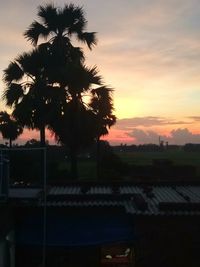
xmin=0 ymin=0 xmax=200 ymax=145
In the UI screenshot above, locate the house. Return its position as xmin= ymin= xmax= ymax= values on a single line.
xmin=0 ymin=182 xmax=200 ymax=267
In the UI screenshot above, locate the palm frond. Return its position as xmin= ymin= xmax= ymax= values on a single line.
xmin=0 ymin=111 xmax=23 ymax=141
xmin=3 ymin=62 xmax=24 ymax=84
xmin=16 ymin=49 xmax=44 ymax=77
xmin=13 ymin=95 xmax=35 ymax=128
xmin=89 ymin=85 xmax=116 ymax=133
xmin=0 ymin=111 xmax=11 ymax=123
xmin=67 ymin=64 xmax=102 ymax=94
xmin=70 ymin=47 xmax=85 ymax=63
xmin=38 ymin=4 xmax=58 ymax=32
xmin=61 ymin=4 xmax=87 ymax=37
xmin=78 ymin=32 xmax=97 ymax=49
xmin=68 ymin=16 xmax=86 ymax=35
xmin=85 ymin=65 xmax=102 ymax=85
xmin=91 ymin=86 xmax=114 ymax=100
xmin=24 ymin=21 xmax=49 ymax=46
xmin=2 ymin=83 xmax=24 ymax=107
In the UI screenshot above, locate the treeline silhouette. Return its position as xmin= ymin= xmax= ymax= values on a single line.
xmin=184 ymin=143 xmax=200 ymax=152
xmin=113 ymin=143 xmax=200 ymax=152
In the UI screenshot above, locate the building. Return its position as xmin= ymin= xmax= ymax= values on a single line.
xmin=1 ymin=181 xmax=200 ymax=267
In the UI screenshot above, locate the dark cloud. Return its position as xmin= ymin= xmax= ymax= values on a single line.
xmin=127 ymin=129 xmax=164 ymax=144
xmin=115 ymin=116 xmax=191 ymax=130
xmin=127 ymin=128 xmax=200 ymax=145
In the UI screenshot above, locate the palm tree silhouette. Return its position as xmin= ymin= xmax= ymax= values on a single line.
xmin=48 ymin=65 xmax=102 ymax=179
xmin=3 ymin=3 xmax=116 ymax=179
xmin=3 ymin=48 xmax=51 ymax=146
xmin=89 ymin=86 xmax=116 ymax=178
xmin=23 ymin=3 xmax=101 ymax=179
xmin=24 ymin=3 xmax=96 ymax=50
xmin=90 ymin=86 xmax=116 ymax=137
xmin=0 ymin=111 xmax=23 ymax=147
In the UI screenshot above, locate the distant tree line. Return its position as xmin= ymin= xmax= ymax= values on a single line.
xmin=183 ymin=143 xmax=200 ymax=152
xmin=113 ymin=144 xmax=181 ymax=152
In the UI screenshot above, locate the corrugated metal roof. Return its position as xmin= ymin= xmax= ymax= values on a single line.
xmin=9 ymin=188 xmax=41 ymax=199
xmin=8 ymin=185 xmax=200 ymax=216
xmin=42 ymin=200 xmax=124 ymax=208
xmin=49 ymin=186 xmax=81 ymax=195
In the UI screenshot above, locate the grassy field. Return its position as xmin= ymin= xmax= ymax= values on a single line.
xmin=116 ymin=150 xmax=200 ymax=165
xmin=116 ymin=149 xmax=200 ymax=176
xmin=59 ymin=160 xmax=97 ymax=180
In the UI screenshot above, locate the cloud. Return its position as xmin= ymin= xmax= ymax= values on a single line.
xmin=188 ymin=116 xmax=200 ymax=122
xmin=127 ymin=128 xmax=200 ymax=145
xmin=127 ymin=128 xmax=164 ymax=144
xmin=115 ymin=116 xmax=192 ymax=130
xmin=1 ymin=0 xmax=200 ymax=129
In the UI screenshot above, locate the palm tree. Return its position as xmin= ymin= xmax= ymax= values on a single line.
xmin=4 ymin=3 xmax=96 ymax=148
xmin=48 ymin=64 xmax=102 ymax=179
xmin=24 ymin=3 xmax=97 ymax=54
xmin=0 ymin=111 xmax=23 ymax=147
xmin=3 ymin=48 xmax=51 ymax=146
xmin=90 ymin=86 xmax=116 ymax=138
xmin=22 ymin=3 xmax=97 ymax=148
xmin=3 ymin=3 xmax=116 ymax=179
xmin=89 ymin=86 xmax=116 ymax=178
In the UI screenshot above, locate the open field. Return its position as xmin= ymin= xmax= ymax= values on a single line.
xmin=116 ymin=150 xmax=200 ymax=165
xmin=116 ymin=150 xmax=200 ymax=176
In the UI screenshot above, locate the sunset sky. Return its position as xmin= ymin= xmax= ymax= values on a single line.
xmin=0 ymin=0 xmax=200 ymax=145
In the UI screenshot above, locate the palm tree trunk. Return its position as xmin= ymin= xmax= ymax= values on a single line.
xmin=69 ymin=96 xmax=79 ymax=180
xmin=40 ymin=125 xmax=46 ymax=147
xmin=40 ymin=124 xmax=46 ymax=189
xmin=9 ymin=138 xmax=12 ymax=148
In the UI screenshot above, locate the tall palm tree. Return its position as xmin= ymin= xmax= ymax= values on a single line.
xmin=48 ymin=64 xmax=102 ymax=179
xmin=3 ymin=3 xmax=116 ymax=179
xmin=90 ymin=86 xmax=116 ymax=138
xmin=89 ymin=86 xmax=116 ymax=178
xmin=21 ymin=3 xmax=97 ymax=150
xmin=0 ymin=111 xmax=23 ymax=147
xmin=3 ymin=48 xmax=51 ymax=146
xmin=24 ymin=3 xmax=97 ymax=52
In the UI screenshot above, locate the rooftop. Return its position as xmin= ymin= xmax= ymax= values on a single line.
xmin=7 ymin=184 xmax=200 ymax=216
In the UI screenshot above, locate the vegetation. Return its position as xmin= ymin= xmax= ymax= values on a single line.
xmin=0 ymin=111 xmax=23 ymax=147
xmin=2 ymin=4 xmax=198 ymax=183
xmin=2 ymin=3 xmax=116 ymax=179
xmin=3 ymin=48 xmax=51 ymax=146
xmin=0 ymin=141 xmax=198 ymax=184
xmin=115 ymin=148 xmax=200 ymax=179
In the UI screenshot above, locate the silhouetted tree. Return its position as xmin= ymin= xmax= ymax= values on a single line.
xmin=48 ymin=66 xmax=102 ymax=179
xmin=3 ymin=3 xmax=116 ymax=179
xmin=22 ymin=3 xmax=99 ymax=179
xmin=3 ymin=48 xmax=52 ymax=146
xmin=89 ymin=86 xmax=116 ymax=178
xmin=0 ymin=111 xmax=23 ymax=147
xmin=24 ymin=138 xmax=49 ymax=147
xmin=24 ymin=3 xmax=96 ymax=70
